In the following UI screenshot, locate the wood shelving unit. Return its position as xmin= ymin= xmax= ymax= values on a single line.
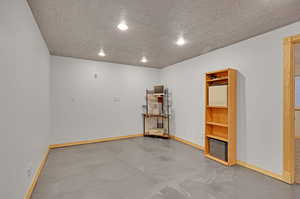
xmin=206 ymin=106 xmax=228 ymax=109
xmin=206 ymin=77 xmax=228 ymax=82
xmin=204 ymin=68 xmax=237 ymax=166
xmin=206 ymin=134 xmax=228 ymax=142
xmin=143 ymin=86 xmax=170 ymax=139
xmin=206 ymin=121 xmax=228 ymax=127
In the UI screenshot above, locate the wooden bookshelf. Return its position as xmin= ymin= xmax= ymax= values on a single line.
xmin=206 ymin=77 xmax=228 ymax=82
xmin=206 ymin=134 xmax=228 ymax=142
xmin=207 ymin=106 xmax=228 ymax=109
xmin=206 ymin=121 xmax=228 ymax=127
xmin=206 ymin=154 xmax=229 ymax=166
xmin=204 ymin=68 xmax=237 ymax=166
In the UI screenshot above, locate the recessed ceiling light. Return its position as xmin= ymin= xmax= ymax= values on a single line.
xmin=141 ymin=56 xmax=148 ymax=63
xmin=98 ymin=49 xmax=106 ymax=57
xmin=176 ymin=36 xmax=186 ymax=46
xmin=117 ymin=21 xmax=128 ymax=31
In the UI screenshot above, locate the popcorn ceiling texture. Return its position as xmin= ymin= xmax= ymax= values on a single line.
xmin=27 ymin=0 xmax=300 ymax=68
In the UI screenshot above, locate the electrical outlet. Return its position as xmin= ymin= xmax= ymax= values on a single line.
xmin=27 ymin=166 xmax=33 ymax=178
xmin=94 ymin=72 xmax=99 ymax=79
xmin=113 ymin=97 xmax=120 ymax=102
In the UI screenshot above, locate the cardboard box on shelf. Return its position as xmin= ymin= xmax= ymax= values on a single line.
xmin=208 ymin=85 xmax=228 ymax=107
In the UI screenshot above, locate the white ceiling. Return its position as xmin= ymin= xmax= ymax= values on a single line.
xmin=27 ymin=0 xmax=300 ymax=68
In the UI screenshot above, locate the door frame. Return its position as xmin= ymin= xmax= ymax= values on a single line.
xmin=283 ymin=34 xmax=300 ymax=184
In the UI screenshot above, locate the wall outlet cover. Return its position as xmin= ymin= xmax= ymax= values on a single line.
xmin=27 ymin=166 xmax=33 ymax=178
xmin=113 ymin=97 xmax=120 ymax=102
xmin=94 ymin=72 xmax=99 ymax=79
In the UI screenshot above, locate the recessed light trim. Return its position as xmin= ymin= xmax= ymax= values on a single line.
xmin=141 ymin=56 xmax=148 ymax=63
xmin=117 ymin=21 xmax=128 ymax=31
xmin=176 ymin=36 xmax=186 ymax=46
xmin=98 ymin=49 xmax=106 ymax=57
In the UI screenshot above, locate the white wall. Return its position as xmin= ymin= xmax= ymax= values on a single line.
xmin=0 ymin=1 xmax=50 ymax=199
xmin=161 ymin=21 xmax=300 ymax=175
xmin=50 ymin=56 xmax=160 ymax=144
xmin=1 ymin=2 xmax=299 ymax=196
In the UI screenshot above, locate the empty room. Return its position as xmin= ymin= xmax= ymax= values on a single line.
xmin=2 ymin=0 xmax=300 ymax=199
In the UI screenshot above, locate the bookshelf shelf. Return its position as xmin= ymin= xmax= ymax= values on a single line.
xmin=206 ymin=134 xmax=228 ymax=142
xmin=206 ymin=121 xmax=228 ymax=127
xmin=206 ymin=106 xmax=228 ymax=109
xmin=206 ymin=77 xmax=228 ymax=82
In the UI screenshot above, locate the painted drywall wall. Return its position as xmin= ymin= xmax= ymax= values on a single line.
xmin=161 ymin=21 xmax=300 ymax=175
xmin=50 ymin=56 xmax=160 ymax=144
xmin=0 ymin=0 xmax=50 ymax=198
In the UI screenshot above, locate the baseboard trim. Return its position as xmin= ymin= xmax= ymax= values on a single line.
xmin=236 ymin=160 xmax=286 ymax=182
xmin=170 ymin=135 xmax=204 ymax=151
xmin=170 ymin=135 xmax=288 ymax=183
xmin=49 ymin=134 xmax=143 ymax=149
xmin=24 ymin=134 xmax=143 ymax=199
xmin=23 ymin=149 xmax=49 ymax=199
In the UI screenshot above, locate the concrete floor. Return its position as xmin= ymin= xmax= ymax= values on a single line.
xmin=32 ymin=137 xmax=300 ymax=199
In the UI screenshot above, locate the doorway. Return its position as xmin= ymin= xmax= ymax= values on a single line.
xmin=295 ymin=43 xmax=300 ymax=183
xmin=283 ymin=34 xmax=300 ymax=184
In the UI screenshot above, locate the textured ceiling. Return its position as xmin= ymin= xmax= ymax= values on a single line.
xmin=27 ymin=0 xmax=300 ymax=68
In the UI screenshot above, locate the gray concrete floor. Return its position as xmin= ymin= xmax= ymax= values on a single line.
xmin=32 ymin=137 xmax=300 ymax=199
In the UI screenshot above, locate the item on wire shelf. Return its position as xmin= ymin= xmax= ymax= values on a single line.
xmin=148 ymin=128 xmax=165 ymax=136
xmin=154 ymin=85 xmax=164 ymax=94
